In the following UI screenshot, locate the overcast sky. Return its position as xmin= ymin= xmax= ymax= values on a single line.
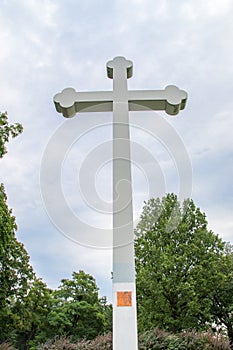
xmin=0 ymin=0 xmax=233 ymax=301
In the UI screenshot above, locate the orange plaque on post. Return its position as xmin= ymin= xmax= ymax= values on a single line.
xmin=117 ymin=291 xmax=132 ymax=306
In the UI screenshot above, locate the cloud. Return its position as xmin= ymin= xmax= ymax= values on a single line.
xmin=180 ymin=0 xmax=233 ymax=20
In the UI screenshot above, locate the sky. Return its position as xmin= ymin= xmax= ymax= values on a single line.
xmin=0 ymin=0 xmax=233 ymax=301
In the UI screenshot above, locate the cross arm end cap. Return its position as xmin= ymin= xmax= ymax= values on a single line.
xmin=53 ymin=88 xmax=77 ymax=118
xmin=165 ymin=85 xmax=188 ymax=115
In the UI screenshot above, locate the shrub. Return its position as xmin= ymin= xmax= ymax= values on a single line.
xmin=36 ymin=334 xmax=112 ymax=350
xmin=78 ymin=333 xmax=112 ymax=350
xmin=37 ymin=329 xmax=230 ymax=350
xmin=75 ymin=333 xmax=112 ymax=350
xmin=138 ymin=329 xmax=230 ymax=350
xmin=36 ymin=337 xmax=77 ymax=350
xmin=0 ymin=343 xmax=16 ymax=350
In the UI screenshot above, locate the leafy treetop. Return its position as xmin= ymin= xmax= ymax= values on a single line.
xmin=0 ymin=112 xmax=23 ymax=158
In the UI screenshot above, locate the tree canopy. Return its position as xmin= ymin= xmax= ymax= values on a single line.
xmin=0 ymin=112 xmax=23 ymax=158
xmin=0 ymin=184 xmax=37 ymax=346
xmin=0 ymin=112 xmax=35 ymax=342
xmin=211 ymin=244 xmax=233 ymax=348
xmin=45 ymin=271 xmax=107 ymax=342
xmin=135 ymin=194 xmax=231 ymax=337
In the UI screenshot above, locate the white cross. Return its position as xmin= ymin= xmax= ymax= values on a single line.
xmin=54 ymin=57 xmax=187 ymax=118
xmin=53 ymin=56 xmax=187 ymax=350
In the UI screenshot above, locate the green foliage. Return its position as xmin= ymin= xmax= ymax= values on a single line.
xmin=135 ymin=194 xmax=228 ymax=333
xmin=0 ymin=112 xmax=23 ymax=158
xmin=0 ymin=269 xmax=110 ymax=349
xmin=99 ymin=297 xmax=112 ymax=334
xmin=13 ymin=278 xmax=53 ymax=350
xmin=38 ymin=271 xmax=107 ymax=343
xmin=0 ymin=268 xmax=110 ymax=349
xmin=211 ymin=245 xmax=233 ymax=348
xmin=0 ymin=185 xmax=35 ymax=342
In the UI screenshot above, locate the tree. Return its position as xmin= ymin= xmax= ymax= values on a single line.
xmin=46 ymin=271 xmax=107 ymax=341
xmin=0 ymin=112 xmax=23 ymax=158
xmin=211 ymin=244 xmax=233 ymax=349
xmin=0 ymin=112 xmax=36 ymax=346
xmin=12 ymin=278 xmax=52 ymax=350
xmin=135 ymin=194 xmax=227 ymax=334
xmin=0 ymin=185 xmax=35 ymax=342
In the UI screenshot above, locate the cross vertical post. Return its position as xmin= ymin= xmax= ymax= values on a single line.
xmin=108 ymin=57 xmax=138 ymax=349
xmin=53 ymin=56 xmax=188 ymax=350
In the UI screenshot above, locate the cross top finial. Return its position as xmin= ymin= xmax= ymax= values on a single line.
xmin=107 ymin=56 xmax=133 ymax=79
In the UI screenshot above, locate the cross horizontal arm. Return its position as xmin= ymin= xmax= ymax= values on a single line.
xmin=128 ymin=85 xmax=187 ymax=115
xmin=54 ymin=85 xmax=187 ymax=118
xmin=54 ymin=88 xmax=113 ymax=118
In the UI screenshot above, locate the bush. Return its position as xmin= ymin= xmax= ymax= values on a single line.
xmin=36 ymin=337 xmax=77 ymax=350
xmin=0 ymin=343 xmax=16 ymax=350
xmin=36 ymin=334 xmax=112 ymax=350
xmin=138 ymin=329 xmax=230 ymax=350
xmin=77 ymin=333 xmax=112 ymax=350
xmin=37 ymin=329 xmax=230 ymax=350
